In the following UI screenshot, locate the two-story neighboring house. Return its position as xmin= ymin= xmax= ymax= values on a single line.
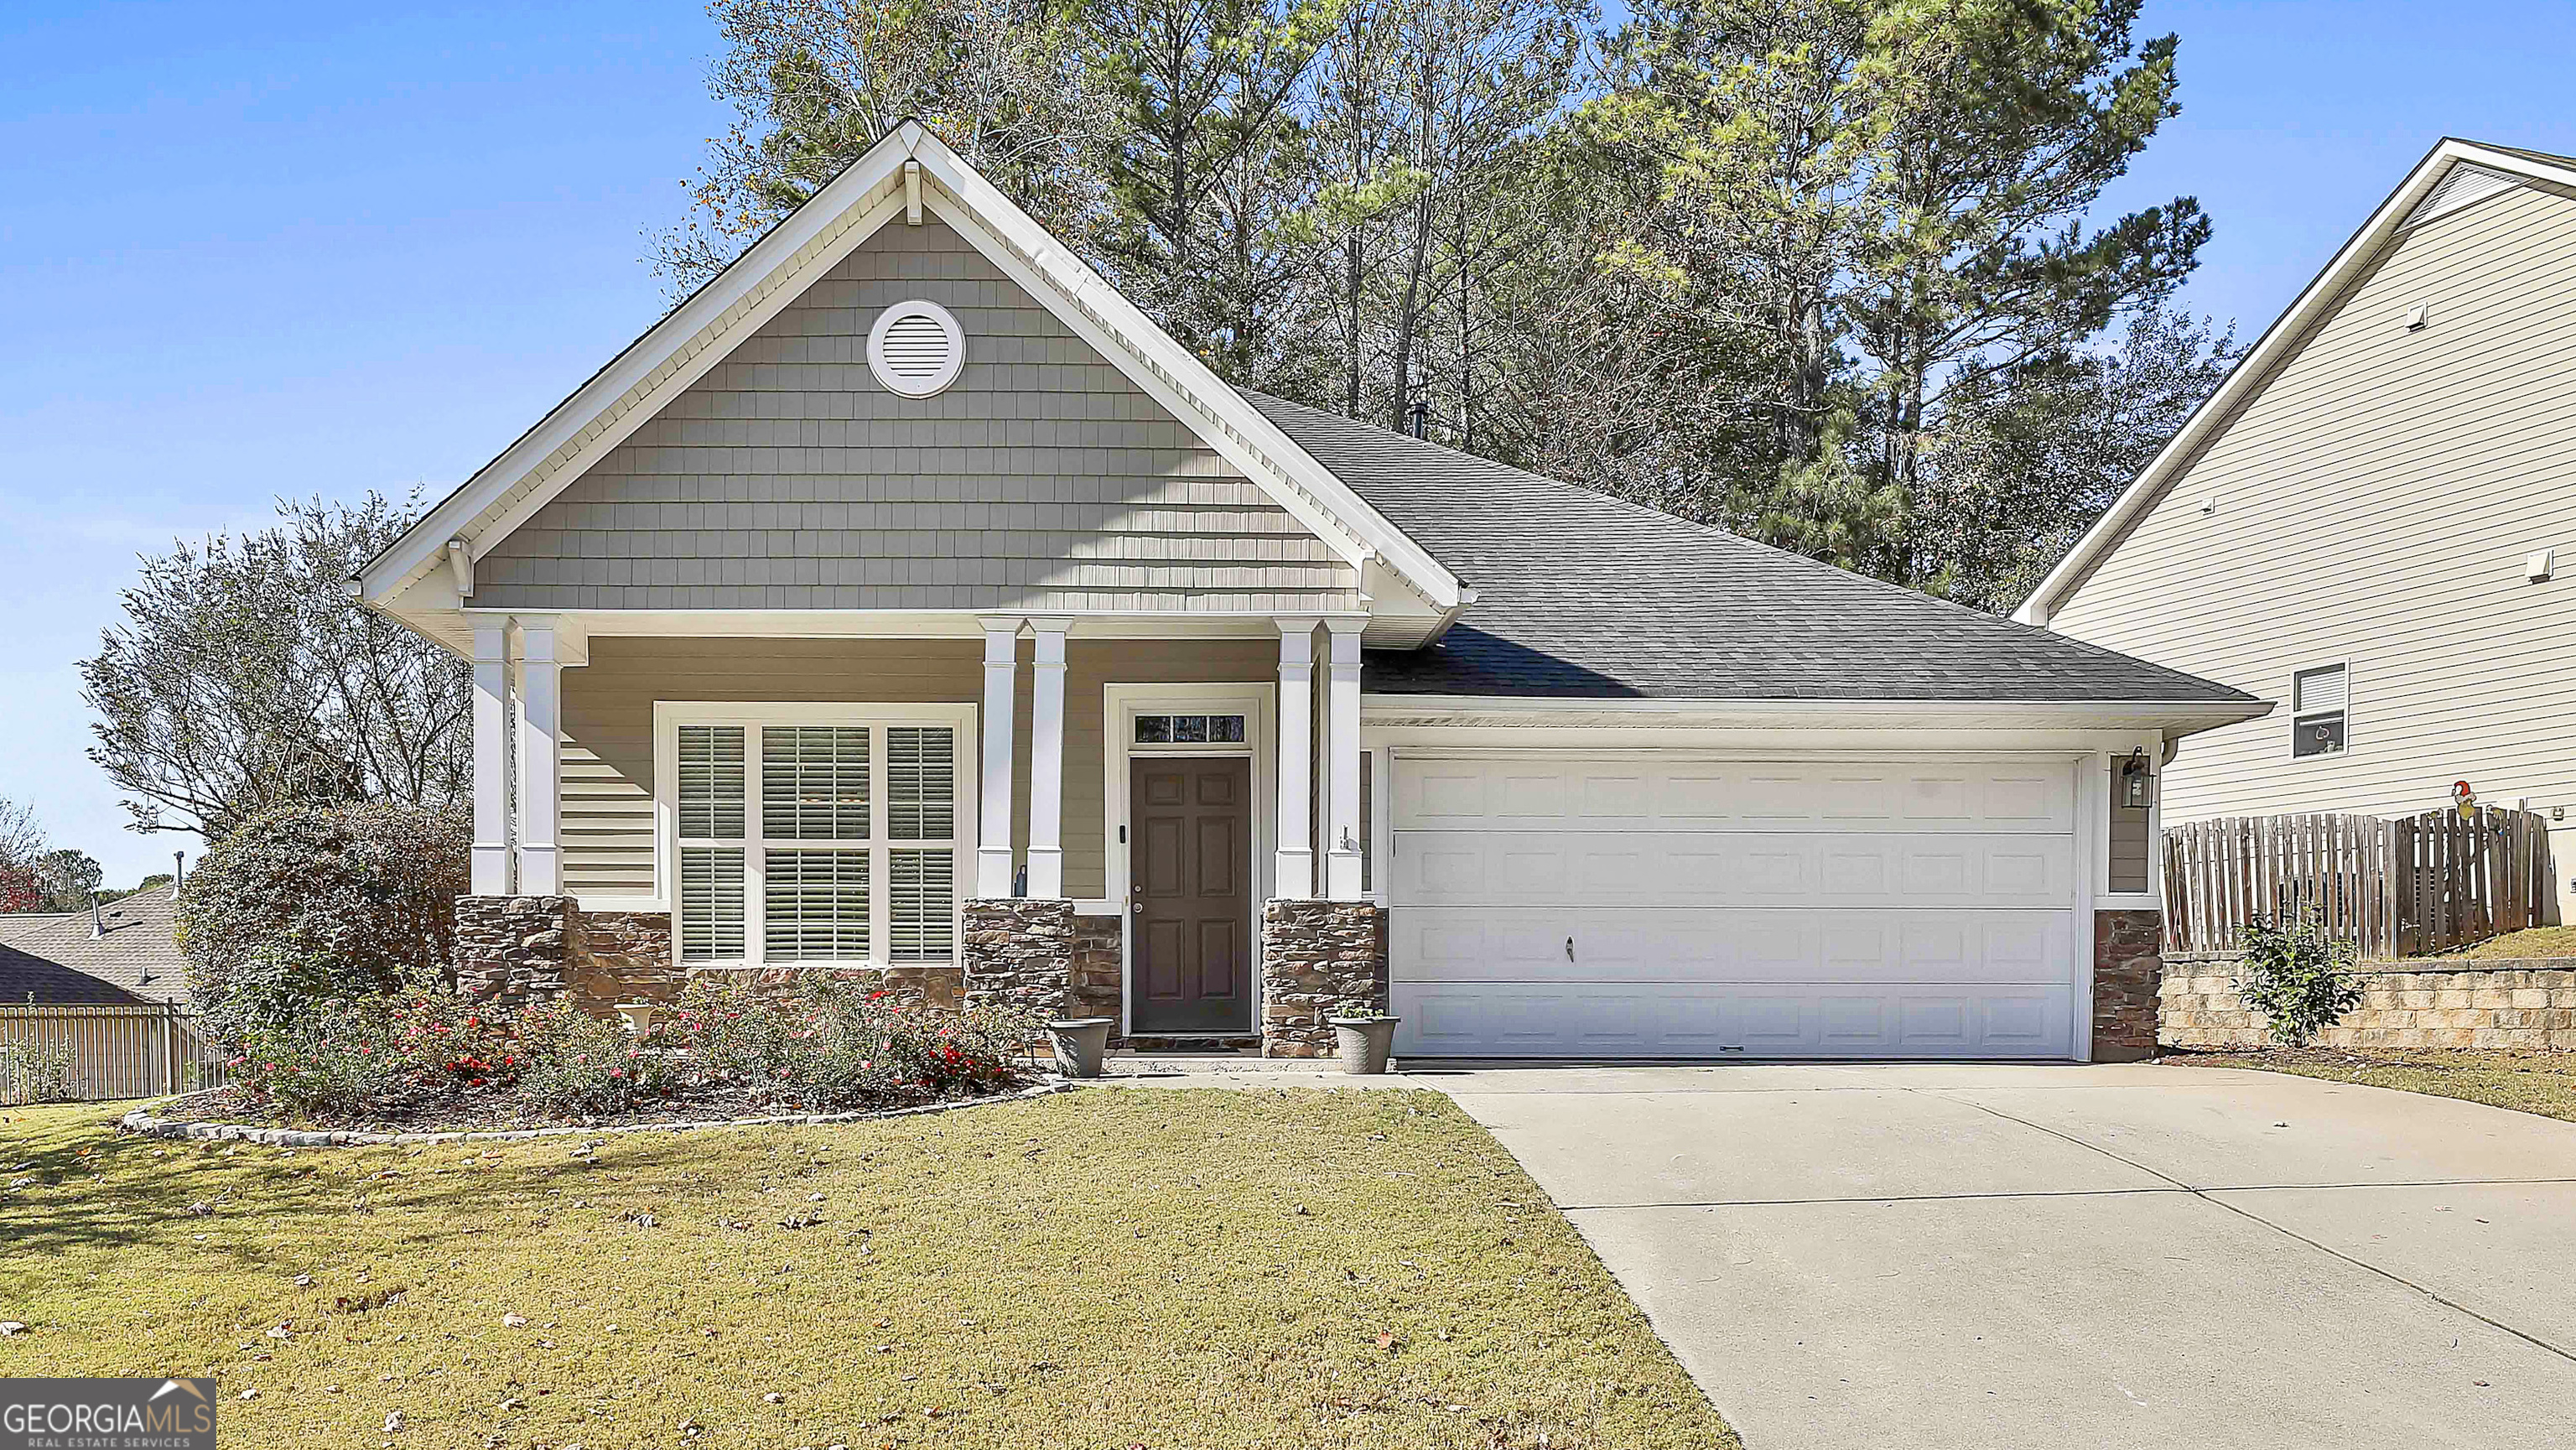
xmin=2018 ymin=139 xmax=2576 ymax=920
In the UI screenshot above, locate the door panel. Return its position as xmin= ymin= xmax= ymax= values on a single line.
xmin=1131 ymin=756 xmax=1253 ymax=1033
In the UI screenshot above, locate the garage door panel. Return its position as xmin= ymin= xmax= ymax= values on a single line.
xmin=1394 ymin=980 xmax=2075 ymax=1058
xmin=1394 ymin=831 xmax=2074 ymax=908
xmin=1399 ymin=908 xmax=2075 ymax=985
xmin=1394 ymin=757 xmax=2074 ymax=832
xmin=1389 ymin=752 xmax=2080 ymax=1061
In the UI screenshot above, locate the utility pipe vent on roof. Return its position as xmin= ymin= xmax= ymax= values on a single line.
xmin=867 ymin=300 xmax=966 ymax=398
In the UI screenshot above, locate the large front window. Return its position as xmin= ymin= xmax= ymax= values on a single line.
xmin=668 ymin=711 xmax=968 ymax=967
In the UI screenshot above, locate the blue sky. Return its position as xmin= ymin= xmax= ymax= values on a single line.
xmin=3 ymin=0 xmax=2573 ymax=886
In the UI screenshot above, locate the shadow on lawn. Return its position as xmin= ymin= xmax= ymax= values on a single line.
xmin=1 ymin=1115 xmax=763 ymax=1266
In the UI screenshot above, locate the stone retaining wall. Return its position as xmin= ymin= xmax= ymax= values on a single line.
xmin=2161 ymin=957 xmax=2576 ymax=1050
xmin=1260 ymin=900 xmax=1388 ymax=1058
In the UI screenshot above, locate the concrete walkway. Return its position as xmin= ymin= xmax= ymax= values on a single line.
xmin=1424 ymin=1062 xmax=2576 ymax=1450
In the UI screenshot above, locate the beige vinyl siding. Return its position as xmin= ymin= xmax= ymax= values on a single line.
xmin=561 ymin=636 xmax=1285 ymax=903
xmin=2048 ymin=179 xmax=2576 ymax=893
xmin=2108 ymin=800 xmax=2150 ymax=894
xmin=475 ymin=218 xmax=1355 ymax=614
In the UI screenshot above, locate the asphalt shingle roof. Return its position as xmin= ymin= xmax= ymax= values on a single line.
xmin=1243 ymin=391 xmax=2256 ymax=704
xmin=0 ymin=886 xmax=189 ymax=1006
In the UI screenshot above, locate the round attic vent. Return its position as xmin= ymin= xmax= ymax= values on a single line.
xmin=867 ymin=299 xmax=966 ymax=398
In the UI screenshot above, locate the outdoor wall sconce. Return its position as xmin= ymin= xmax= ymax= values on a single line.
xmin=2120 ymin=750 xmax=2155 ymax=808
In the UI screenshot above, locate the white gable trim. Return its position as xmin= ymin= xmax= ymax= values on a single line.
xmin=359 ymin=120 xmax=1463 ymax=611
xmin=2015 ymin=138 xmax=2576 ymax=627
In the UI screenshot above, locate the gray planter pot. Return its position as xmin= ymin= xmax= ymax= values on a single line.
xmin=1046 ymin=1017 xmax=1116 ymax=1078
xmin=1330 ymin=1017 xmax=1400 ymax=1075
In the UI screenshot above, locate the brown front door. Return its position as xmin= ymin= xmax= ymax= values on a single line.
xmin=1130 ymin=756 xmax=1253 ymax=1034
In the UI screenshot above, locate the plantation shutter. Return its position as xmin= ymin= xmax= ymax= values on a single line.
xmin=886 ymin=727 xmax=956 ymax=840
xmin=762 ymin=726 xmax=870 ymax=839
xmin=889 ymin=850 xmax=955 ymax=962
xmin=764 ymin=850 xmax=870 ymax=961
xmin=679 ymin=847 xmax=745 ymax=962
xmin=678 ymin=725 xmax=745 ymax=839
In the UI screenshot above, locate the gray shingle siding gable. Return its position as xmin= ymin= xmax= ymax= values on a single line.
xmin=475 ymin=219 xmax=1356 ymax=613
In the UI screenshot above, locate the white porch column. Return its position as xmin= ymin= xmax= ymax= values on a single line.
xmin=1026 ymin=617 xmax=1071 ymax=898
xmin=514 ymin=621 xmax=563 ymax=895
xmin=976 ymin=616 xmax=1021 ymax=897
xmin=470 ymin=622 xmax=512 ymax=895
xmin=1274 ymin=617 xmax=1319 ymax=899
xmin=1322 ymin=616 xmax=1366 ymax=900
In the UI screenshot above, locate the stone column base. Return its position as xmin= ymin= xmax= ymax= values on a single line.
xmin=963 ymin=898 xmax=1077 ymax=1021
xmin=454 ymin=895 xmax=573 ymax=1004
xmin=1261 ymin=899 xmax=1389 ymax=1058
xmin=2093 ymin=908 xmax=2163 ymax=1062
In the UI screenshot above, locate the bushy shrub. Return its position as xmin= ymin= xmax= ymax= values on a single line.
xmin=221 ymin=979 xmax=1035 ymax=1125
xmin=179 ymin=803 xmax=467 ymax=1037
xmin=1 ymin=1037 xmax=80 ymax=1104
xmin=2235 ymin=912 xmax=2365 ymax=1047
xmin=512 ymin=1003 xmax=688 ymax=1118
xmin=669 ymin=974 xmax=1033 ymax=1110
xmin=225 ymin=1004 xmax=411 ymax=1121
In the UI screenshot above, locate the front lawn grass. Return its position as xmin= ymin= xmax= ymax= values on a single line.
xmin=0 ymin=1088 xmax=1734 ymax=1449
xmin=2166 ymin=1047 xmax=2576 ymax=1125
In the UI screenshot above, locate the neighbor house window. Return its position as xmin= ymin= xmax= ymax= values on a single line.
xmin=670 ymin=713 xmax=966 ymax=967
xmin=2291 ymin=665 xmax=2347 ymax=758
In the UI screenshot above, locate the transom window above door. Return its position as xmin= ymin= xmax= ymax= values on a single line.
xmin=1134 ymin=713 xmax=1246 ymax=745
xmin=664 ymin=709 xmax=972 ymax=969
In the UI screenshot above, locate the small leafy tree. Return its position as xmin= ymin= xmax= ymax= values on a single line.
xmin=177 ymin=803 xmax=469 ymax=1040
xmin=80 ymin=493 xmax=470 ymax=842
xmin=33 ymin=849 xmax=103 ymax=913
xmin=2233 ymin=912 xmax=2364 ymax=1047
xmin=0 ymin=797 xmax=47 ymax=913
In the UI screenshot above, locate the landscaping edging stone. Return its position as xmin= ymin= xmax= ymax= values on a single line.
xmin=118 ymin=1080 xmax=1073 ymax=1149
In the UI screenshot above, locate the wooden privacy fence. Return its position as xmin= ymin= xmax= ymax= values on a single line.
xmin=0 ymin=1003 xmax=232 ymax=1105
xmin=2163 ymin=808 xmax=2553 ymax=959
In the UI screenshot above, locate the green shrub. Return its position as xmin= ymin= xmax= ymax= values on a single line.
xmin=2235 ymin=913 xmax=2365 ymax=1047
xmin=2 ymin=1037 xmax=81 ymax=1104
xmin=179 ymin=803 xmax=467 ymax=1037
xmin=226 ymin=1005 xmax=411 ymax=1121
xmin=668 ymin=974 xmax=1033 ymax=1111
xmin=221 ymin=980 xmax=1035 ymax=1126
xmin=512 ymin=1003 xmax=688 ymax=1118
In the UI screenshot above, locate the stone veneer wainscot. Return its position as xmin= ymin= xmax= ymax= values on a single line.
xmin=1260 ymin=900 xmax=1388 ymax=1058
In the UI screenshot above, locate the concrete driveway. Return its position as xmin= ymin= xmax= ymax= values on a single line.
xmin=1434 ymin=1062 xmax=2576 ymax=1450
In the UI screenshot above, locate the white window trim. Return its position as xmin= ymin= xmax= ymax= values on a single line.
xmin=1101 ymin=683 xmax=1275 ymax=1037
xmin=653 ymin=701 xmax=978 ymax=970
xmin=2288 ymin=659 xmax=2353 ymax=764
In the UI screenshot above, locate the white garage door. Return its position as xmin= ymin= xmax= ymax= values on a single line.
xmin=1389 ymin=753 xmax=2081 ymax=1059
